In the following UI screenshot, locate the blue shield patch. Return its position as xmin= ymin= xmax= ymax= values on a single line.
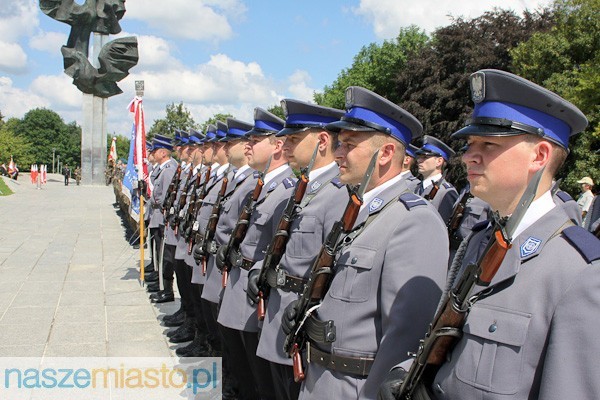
xmin=310 ymin=181 xmax=322 ymax=192
xmin=520 ymin=237 xmax=542 ymax=258
xmin=369 ymin=197 xmax=384 ymax=213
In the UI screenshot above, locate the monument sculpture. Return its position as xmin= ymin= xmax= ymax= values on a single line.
xmin=40 ymin=0 xmax=139 ymax=184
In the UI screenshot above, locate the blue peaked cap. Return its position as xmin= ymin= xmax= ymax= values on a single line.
xmin=326 ymin=86 xmax=423 ymax=147
xmin=246 ymin=107 xmax=285 ymax=137
xmin=277 ymin=100 xmax=343 ymax=137
xmin=226 ymin=118 xmax=253 ymax=140
xmin=406 ymin=144 xmax=419 ymax=158
xmin=452 ymin=69 xmax=588 ymax=149
xmin=416 ymin=135 xmax=455 ymax=161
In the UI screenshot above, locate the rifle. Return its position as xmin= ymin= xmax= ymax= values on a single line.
xmin=186 ymin=157 xmax=215 ymax=254
xmin=256 ymin=143 xmax=319 ymax=320
xmin=447 ymin=188 xmax=472 ymax=248
xmin=283 ymin=150 xmax=379 ymax=383
xmin=173 ymin=159 xmax=200 ymax=236
xmin=180 ymin=163 xmax=206 ymax=240
xmin=424 ymin=171 xmax=446 ymax=201
xmin=197 ymin=165 xmax=232 ymax=275
xmin=396 ymin=168 xmax=544 ymax=399
xmin=162 ymin=163 xmax=182 ymax=217
xmin=221 ymin=156 xmax=272 ymax=287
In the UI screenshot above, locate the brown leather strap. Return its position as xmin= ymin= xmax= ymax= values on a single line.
xmin=240 ymin=258 xmax=254 ymax=271
xmin=306 ymin=342 xmax=374 ymax=377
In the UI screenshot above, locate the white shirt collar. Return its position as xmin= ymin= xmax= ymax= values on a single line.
xmin=264 ymin=164 xmax=289 ymax=186
xmin=159 ymin=158 xmax=171 ymax=169
xmin=309 ymin=161 xmax=337 ymax=181
xmin=360 ymin=173 xmax=404 ymax=213
xmin=216 ymin=163 xmax=230 ymax=177
xmin=511 ymin=190 xmax=556 ymax=240
xmin=422 ymin=173 xmax=442 ymax=189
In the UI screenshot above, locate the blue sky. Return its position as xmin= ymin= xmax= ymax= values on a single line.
xmin=0 ymin=0 xmax=551 ymax=136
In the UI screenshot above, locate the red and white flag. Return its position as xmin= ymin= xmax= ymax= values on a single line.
xmin=108 ymin=137 xmax=118 ymax=163
xmin=8 ymin=156 xmax=16 ymax=175
xmin=41 ymin=165 xmax=47 ymax=184
xmin=31 ymin=165 xmax=38 ymax=184
xmin=127 ymin=97 xmax=150 ymax=197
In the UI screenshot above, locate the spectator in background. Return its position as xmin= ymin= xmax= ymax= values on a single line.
xmin=576 ymin=176 xmax=595 ymax=222
xmin=63 ymin=165 xmax=71 ymax=186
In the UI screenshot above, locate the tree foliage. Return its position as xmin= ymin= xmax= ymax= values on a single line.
xmin=315 ymin=26 xmax=429 ymax=109
xmin=199 ymin=113 xmax=233 ymax=133
xmin=12 ymin=108 xmax=81 ymax=168
xmin=0 ymin=122 xmax=35 ymax=168
xmin=511 ymin=0 xmax=600 ymax=194
xmin=148 ymin=102 xmax=198 ymax=139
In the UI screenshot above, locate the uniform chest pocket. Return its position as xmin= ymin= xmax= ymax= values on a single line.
xmin=245 ymin=211 xmax=272 ymax=247
xmin=454 ymin=304 xmax=531 ymax=395
xmin=287 ymin=215 xmax=317 ymax=259
xmin=328 ymin=246 xmax=376 ymax=303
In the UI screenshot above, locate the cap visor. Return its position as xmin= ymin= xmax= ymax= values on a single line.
xmin=275 ymin=126 xmax=311 ymax=137
xmin=325 ymin=120 xmax=376 ymax=133
xmin=451 ymin=123 xmax=526 ymax=139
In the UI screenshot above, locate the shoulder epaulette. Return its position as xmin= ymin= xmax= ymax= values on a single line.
xmin=556 ymin=190 xmax=574 ymax=203
xmin=282 ymin=177 xmax=295 ymax=189
xmin=398 ymin=193 xmax=428 ymax=210
xmin=442 ymin=182 xmax=453 ymax=189
xmin=472 ymin=220 xmax=490 ymax=232
xmin=331 ymin=177 xmax=344 ymax=188
xmin=562 ymin=226 xmax=600 ymax=263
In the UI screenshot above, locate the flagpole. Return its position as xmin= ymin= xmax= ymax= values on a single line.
xmin=135 ymin=80 xmax=146 ymax=284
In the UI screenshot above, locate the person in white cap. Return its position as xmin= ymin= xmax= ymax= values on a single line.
xmin=576 ymin=176 xmax=595 ymax=220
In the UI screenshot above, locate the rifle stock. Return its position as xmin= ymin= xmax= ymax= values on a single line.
xmin=163 ymin=164 xmax=182 ymax=217
xmin=257 ymin=167 xmax=310 ymax=319
xmin=186 ymin=164 xmax=213 ymax=254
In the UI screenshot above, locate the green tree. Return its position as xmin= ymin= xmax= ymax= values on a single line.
xmin=315 ymin=26 xmax=429 ymax=108
xmin=148 ymin=102 xmax=198 ymax=139
xmin=0 ymin=122 xmax=35 ymax=168
xmin=199 ymin=113 xmax=233 ymax=133
xmin=267 ymin=105 xmax=284 ymax=120
xmin=13 ymin=108 xmax=81 ymax=168
xmin=510 ymin=0 xmax=600 ymax=194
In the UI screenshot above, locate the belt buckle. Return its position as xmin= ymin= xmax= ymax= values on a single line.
xmin=324 ymin=320 xmax=336 ymax=343
xmin=276 ymin=269 xmax=286 ymax=287
xmin=207 ymin=241 xmax=217 ymax=254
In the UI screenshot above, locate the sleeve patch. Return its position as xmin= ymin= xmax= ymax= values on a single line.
xmin=442 ymin=182 xmax=453 ymax=189
xmin=282 ymin=177 xmax=295 ymax=189
xmin=331 ymin=177 xmax=344 ymax=188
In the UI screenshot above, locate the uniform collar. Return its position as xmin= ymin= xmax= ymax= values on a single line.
xmin=308 ymin=161 xmax=337 ymax=181
xmin=264 ymin=164 xmax=290 ymax=186
xmin=511 ymin=190 xmax=555 ymax=241
xmin=422 ymin=172 xmax=442 ymax=189
xmin=234 ymin=164 xmax=251 ymax=180
xmin=360 ymin=173 xmax=404 ymax=213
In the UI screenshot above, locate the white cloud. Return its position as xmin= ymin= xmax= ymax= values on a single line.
xmin=30 ymin=74 xmax=81 ymax=108
xmin=125 ymin=0 xmax=247 ymax=42
xmin=353 ymin=0 xmax=553 ymax=38
xmin=0 ymin=76 xmax=49 ymax=118
xmin=29 ymin=31 xmax=67 ymax=54
xmin=0 ymin=41 xmax=28 ymax=74
xmin=287 ymin=70 xmax=317 ymax=102
xmin=0 ymin=0 xmax=39 ymax=42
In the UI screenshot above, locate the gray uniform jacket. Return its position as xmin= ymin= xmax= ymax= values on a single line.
xmin=431 ymin=205 xmax=600 ymax=400
xmin=195 ymin=168 xmax=255 ymax=301
xmin=144 ymin=163 xmax=159 ymax=222
xmin=299 ymin=180 xmax=448 ymax=400
xmin=217 ymin=166 xmax=296 ymax=332
xmin=553 ymin=190 xmax=583 ymax=225
xmin=417 ymin=178 xmax=459 ymax=224
xmin=255 ymin=164 xmax=347 ymax=365
xmin=401 ymin=170 xmax=421 ymax=192
xmin=585 ymin=195 xmax=600 ymax=233
xmin=148 ymin=159 xmax=178 ymax=229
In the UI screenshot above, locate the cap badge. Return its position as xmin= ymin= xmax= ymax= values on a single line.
xmin=345 ymin=87 xmax=353 ymax=109
xmin=369 ymin=197 xmax=384 ymax=213
xmin=520 ymin=236 xmax=542 ymax=258
xmin=471 ymin=72 xmax=485 ymax=103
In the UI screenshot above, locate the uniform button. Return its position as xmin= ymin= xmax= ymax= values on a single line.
xmin=351 ymin=257 xmax=358 ymax=264
xmin=489 ymin=323 xmax=497 ymax=333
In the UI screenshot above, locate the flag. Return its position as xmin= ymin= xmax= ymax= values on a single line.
xmin=123 ymin=97 xmax=150 ymax=219
xmin=42 ymin=165 xmax=47 ymax=184
xmin=108 ymin=137 xmax=118 ymax=163
xmin=31 ymin=165 xmax=38 ymax=184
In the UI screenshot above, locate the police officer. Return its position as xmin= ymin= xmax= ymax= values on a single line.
xmin=248 ymin=100 xmax=346 ymax=400
xmin=379 ymin=69 xmax=600 ymax=399
xmin=400 ymin=143 xmax=420 ymax=191
xmin=414 ymin=136 xmax=459 ymax=223
xmin=215 ymin=108 xmax=294 ymax=400
xmin=282 ymin=86 xmax=448 ymax=399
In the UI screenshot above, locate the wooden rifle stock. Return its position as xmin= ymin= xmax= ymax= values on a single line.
xmin=222 ymin=172 xmax=266 ymax=284
xmin=163 ymin=164 xmax=182 ymax=216
xmin=186 ymin=165 xmax=213 ymax=253
xmin=257 ymin=171 xmax=309 ymax=320
xmin=198 ymin=171 xmax=229 ymax=275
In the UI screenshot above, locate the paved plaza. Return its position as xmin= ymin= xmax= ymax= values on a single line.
xmin=0 ymin=174 xmax=179 ymax=358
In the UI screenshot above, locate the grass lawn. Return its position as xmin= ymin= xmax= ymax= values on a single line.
xmin=0 ymin=177 xmax=13 ymax=196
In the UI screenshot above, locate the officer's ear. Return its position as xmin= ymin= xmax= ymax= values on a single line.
xmin=530 ymin=139 xmax=553 ymax=173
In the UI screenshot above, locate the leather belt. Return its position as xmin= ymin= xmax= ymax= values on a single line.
xmin=265 ymin=268 xmax=306 ymax=294
xmin=306 ymin=342 xmax=374 ymax=377
xmin=305 ymin=315 xmax=337 ymax=343
xmin=240 ymin=258 xmax=254 ymax=271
